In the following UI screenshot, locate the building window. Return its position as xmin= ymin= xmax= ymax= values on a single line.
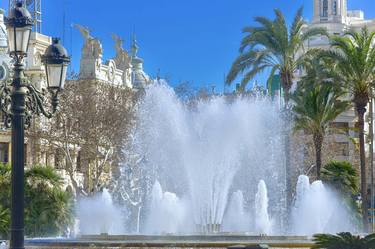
xmin=333 ymin=0 xmax=337 ymax=15
xmin=322 ymin=0 xmax=329 ymax=17
xmin=0 ymin=143 xmax=9 ymax=164
xmin=336 ymin=142 xmax=349 ymax=157
xmin=330 ymin=122 xmax=349 ymax=135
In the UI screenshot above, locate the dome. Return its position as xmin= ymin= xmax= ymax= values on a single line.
xmin=132 ymin=69 xmax=150 ymax=89
xmin=0 ymin=9 xmax=7 ymax=48
xmin=130 ymin=35 xmax=151 ymax=89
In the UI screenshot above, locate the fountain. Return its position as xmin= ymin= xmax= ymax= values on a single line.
xmin=115 ymin=82 xmax=286 ymax=234
xmin=76 ymin=189 xmax=125 ymax=235
xmin=222 ymin=190 xmax=249 ymax=232
xmin=255 ymin=180 xmax=272 ymax=235
xmin=105 ymin=82 xmax=358 ymax=235
xmin=19 ymin=83 xmax=358 ymax=248
xmin=25 ymin=82 xmax=360 ymax=249
xmin=145 ymin=181 xmax=190 ymax=234
xmin=291 ymin=175 xmax=358 ymax=235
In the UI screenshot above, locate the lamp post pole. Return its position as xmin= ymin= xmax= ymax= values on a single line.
xmin=10 ymin=59 xmax=27 ymax=249
xmin=3 ymin=3 xmax=70 ymax=249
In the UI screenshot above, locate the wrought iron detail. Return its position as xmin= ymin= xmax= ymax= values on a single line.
xmin=0 ymin=77 xmax=58 ymax=129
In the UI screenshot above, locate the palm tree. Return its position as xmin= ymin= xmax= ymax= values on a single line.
xmin=321 ymin=161 xmax=359 ymax=196
xmin=0 ymin=164 xmax=73 ymax=238
xmin=226 ymin=7 xmax=327 ymax=105
xmin=312 ymin=232 xmax=375 ymax=249
xmin=226 ymin=6 xmax=328 ymax=215
xmin=323 ymin=27 xmax=375 ymax=230
xmin=25 ymin=165 xmax=74 ymax=237
xmin=292 ymin=58 xmax=349 ymax=179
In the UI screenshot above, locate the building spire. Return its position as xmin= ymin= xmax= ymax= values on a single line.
xmin=131 ymin=33 xmax=139 ymax=57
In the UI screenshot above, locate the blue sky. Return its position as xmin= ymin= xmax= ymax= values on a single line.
xmin=1 ymin=1 xmax=374 ymax=92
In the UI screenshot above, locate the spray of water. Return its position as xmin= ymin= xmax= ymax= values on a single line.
xmin=76 ymin=189 xmax=125 ymax=235
xmin=133 ymin=82 xmax=285 ymax=233
xmin=145 ymin=181 xmax=190 ymax=234
xmin=291 ymin=175 xmax=359 ymax=235
xmin=77 ymin=83 xmax=359 ymax=236
xmin=255 ymin=180 xmax=272 ymax=234
xmin=222 ymin=190 xmax=249 ymax=232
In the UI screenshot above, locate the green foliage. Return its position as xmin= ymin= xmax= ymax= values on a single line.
xmin=292 ymin=80 xmax=349 ymax=137
xmin=321 ymin=161 xmax=361 ymax=229
xmin=0 ymin=205 xmax=9 ymax=238
xmin=323 ymin=27 xmax=375 ymax=228
xmin=0 ymin=164 xmax=73 ymax=239
xmin=322 ymin=28 xmax=375 ymax=107
xmin=312 ymin=232 xmax=375 ymax=249
xmin=226 ymin=7 xmax=327 ymax=103
xmin=321 ymin=161 xmax=359 ymax=195
xmin=292 ymin=57 xmax=349 ymax=179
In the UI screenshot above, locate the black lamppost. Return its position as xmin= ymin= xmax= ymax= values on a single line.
xmin=2 ymin=2 xmax=70 ymax=249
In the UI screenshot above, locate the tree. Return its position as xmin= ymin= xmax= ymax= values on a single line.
xmin=321 ymin=161 xmax=361 ymax=227
xmin=0 ymin=164 xmax=73 ymax=238
xmin=34 ymin=78 xmax=136 ymax=196
xmin=323 ymin=27 xmax=375 ymax=229
xmin=226 ymin=7 xmax=327 ymax=105
xmin=292 ymin=57 xmax=349 ymax=179
xmin=226 ymin=7 xmax=327 ymax=213
xmin=321 ymin=161 xmax=359 ymax=196
xmin=312 ymin=232 xmax=375 ymax=249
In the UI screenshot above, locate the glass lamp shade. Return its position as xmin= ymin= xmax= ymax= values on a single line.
xmin=45 ymin=63 xmax=68 ymax=90
xmin=42 ymin=38 xmax=70 ymax=91
xmin=4 ymin=2 xmax=33 ymax=55
xmin=7 ymin=26 xmax=31 ymax=54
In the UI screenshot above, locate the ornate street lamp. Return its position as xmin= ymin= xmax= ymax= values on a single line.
xmin=2 ymin=2 xmax=70 ymax=249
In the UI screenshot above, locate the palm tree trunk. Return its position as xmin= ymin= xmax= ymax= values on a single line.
xmin=281 ymin=74 xmax=292 ymax=230
xmin=313 ymin=133 xmax=323 ymax=180
xmin=357 ymin=105 xmax=369 ymax=231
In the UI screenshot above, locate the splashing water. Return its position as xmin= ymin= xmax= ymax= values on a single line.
xmin=77 ymin=189 xmax=125 ymax=235
xmin=291 ymin=175 xmax=358 ymax=235
xmin=145 ymin=181 xmax=189 ymax=234
xmin=222 ymin=190 xmax=249 ymax=232
xmin=255 ymin=180 xmax=272 ymax=234
xmin=0 ymin=242 xmax=6 ymax=249
xmin=130 ymin=82 xmax=285 ymax=233
xmin=81 ymin=82 xmax=359 ymax=236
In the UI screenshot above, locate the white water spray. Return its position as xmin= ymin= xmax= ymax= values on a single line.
xmin=291 ymin=175 xmax=358 ymax=235
xmin=77 ymin=189 xmax=125 ymax=235
xmin=255 ymin=180 xmax=271 ymax=234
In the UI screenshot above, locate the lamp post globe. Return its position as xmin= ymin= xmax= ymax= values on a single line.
xmin=4 ymin=2 xmax=33 ymax=57
xmin=42 ymin=38 xmax=71 ymax=91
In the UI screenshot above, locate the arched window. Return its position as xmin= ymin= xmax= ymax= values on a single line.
xmin=333 ymin=0 xmax=337 ymax=15
xmin=322 ymin=0 xmax=328 ymax=17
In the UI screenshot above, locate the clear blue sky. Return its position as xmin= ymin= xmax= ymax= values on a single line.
xmin=1 ymin=1 xmax=374 ymax=92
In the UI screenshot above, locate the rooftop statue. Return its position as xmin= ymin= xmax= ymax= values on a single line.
xmin=112 ymin=33 xmax=131 ymax=69
xmin=112 ymin=33 xmax=132 ymax=86
xmin=74 ymin=23 xmax=103 ymax=60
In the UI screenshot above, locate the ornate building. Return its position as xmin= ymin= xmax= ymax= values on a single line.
xmin=308 ymin=0 xmax=375 ymax=49
xmin=74 ymin=24 xmax=151 ymax=89
xmin=0 ymin=0 xmax=155 ymax=194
